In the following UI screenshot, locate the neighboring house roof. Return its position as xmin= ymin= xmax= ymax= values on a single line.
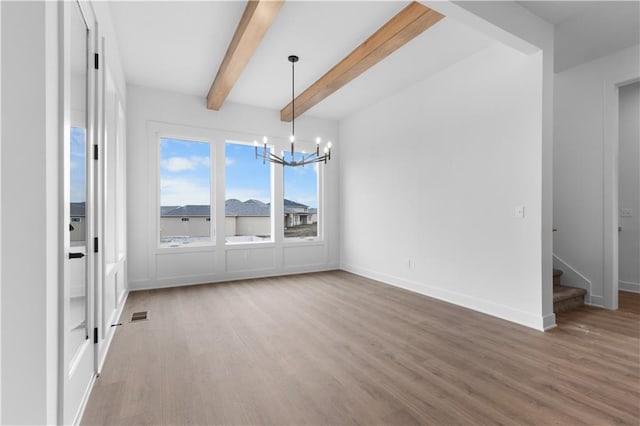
xmin=284 ymin=199 xmax=307 ymax=208
xmin=161 ymin=205 xmax=179 ymax=215
xmin=161 ymin=205 xmax=211 ymax=217
xmin=283 ymin=198 xmax=310 ymax=214
xmin=225 ymin=199 xmax=270 ymax=217
xmin=71 ymin=202 xmax=86 ymax=217
xmin=159 ymin=199 xmax=311 ymax=218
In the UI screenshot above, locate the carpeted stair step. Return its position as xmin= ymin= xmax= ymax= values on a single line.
xmin=553 ymin=269 xmax=563 ymax=287
xmin=553 ymin=285 xmax=587 ymax=313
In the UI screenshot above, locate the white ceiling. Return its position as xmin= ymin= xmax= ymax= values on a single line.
xmin=518 ymin=1 xmax=640 ymax=72
xmin=110 ymin=1 xmax=640 ymax=117
xmin=109 ymin=1 xmax=493 ymax=120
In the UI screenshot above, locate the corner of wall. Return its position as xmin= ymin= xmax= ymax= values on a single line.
xmin=341 ymin=264 xmax=551 ymax=332
xmin=543 ymin=313 xmax=557 ymax=330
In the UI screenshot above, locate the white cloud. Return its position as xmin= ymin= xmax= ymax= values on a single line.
xmin=160 ymin=177 xmax=210 ymax=206
xmin=225 ymin=157 xmax=235 ymax=166
xmin=161 ymin=156 xmax=210 ymax=173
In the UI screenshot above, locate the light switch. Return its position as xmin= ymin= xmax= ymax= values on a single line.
xmin=621 ymin=208 xmax=633 ymax=217
xmin=515 ymin=206 xmax=525 ymax=219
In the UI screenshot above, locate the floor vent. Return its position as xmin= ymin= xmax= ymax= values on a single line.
xmin=131 ymin=311 xmax=148 ymax=322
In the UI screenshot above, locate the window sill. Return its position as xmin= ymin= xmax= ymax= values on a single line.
xmin=225 ymin=240 xmax=275 ymax=250
xmin=156 ymin=242 xmax=216 ymax=254
xmin=284 ymin=238 xmax=324 ymax=246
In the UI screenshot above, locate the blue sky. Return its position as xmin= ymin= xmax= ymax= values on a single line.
xmin=226 ymin=143 xmax=270 ymax=203
xmin=70 ymin=127 xmax=86 ymax=202
xmin=283 ymin=154 xmax=318 ymax=208
xmin=159 ymin=138 xmax=317 ymax=208
xmin=160 ymin=138 xmax=211 ymax=206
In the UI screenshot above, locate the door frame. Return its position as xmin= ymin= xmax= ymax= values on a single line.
xmin=58 ymin=1 xmax=98 ymax=424
xmin=603 ymin=73 xmax=640 ymax=310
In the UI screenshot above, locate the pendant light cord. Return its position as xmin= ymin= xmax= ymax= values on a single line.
xmin=291 ymin=59 xmax=295 ymax=138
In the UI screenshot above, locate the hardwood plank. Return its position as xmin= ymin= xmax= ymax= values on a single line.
xmin=206 ymin=0 xmax=283 ymax=110
xmin=620 ymin=290 xmax=640 ymax=314
xmin=82 ymin=271 xmax=640 ymax=425
xmin=280 ymin=2 xmax=444 ymax=122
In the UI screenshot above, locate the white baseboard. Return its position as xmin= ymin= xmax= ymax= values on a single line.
xmin=619 ymin=280 xmax=640 ymax=293
xmin=586 ymin=294 xmax=604 ymax=307
xmin=543 ymin=313 xmax=557 ymax=330
xmin=340 ymin=263 xmax=550 ymax=332
xmin=97 ymin=289 xmax=130 ymax=374
xmin=72 ymin=372 xmax=96 ymax=426
xmin=129 ymin=264 xmax=341 ymax=291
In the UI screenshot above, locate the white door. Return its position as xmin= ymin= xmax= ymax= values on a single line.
xmin=96 ymin=64 xmax=121 ymax=372
xmin=61 ymin=1 xmax=96 ymax=424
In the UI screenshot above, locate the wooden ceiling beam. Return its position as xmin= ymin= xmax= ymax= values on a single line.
xmin=207 ymin=0 xmax=284 ymax=110
xmin=280 ymin=2 xmax=444 ymax=122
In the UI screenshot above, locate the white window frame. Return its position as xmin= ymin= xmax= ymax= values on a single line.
xmin=282 ymin=142 xmax=324 ymax=243
xmin=147 ymin=122 xmax=326 ymax=252
xmin=150 ymin=123 xmax=216 ymax=250
xmin=224 ymin=139 xmax=274 ymax=245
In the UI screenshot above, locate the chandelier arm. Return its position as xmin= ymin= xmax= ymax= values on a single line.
xmin=255 ymin=55 xmax=332 ymax=168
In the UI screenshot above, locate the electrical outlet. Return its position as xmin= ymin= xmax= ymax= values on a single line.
xmin=621 ymin=208 xmax=633 ymax=217
xmin=515 ymin=206 xmax=525 ymax=219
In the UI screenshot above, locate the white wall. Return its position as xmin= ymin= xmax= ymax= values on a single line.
xmin=554 ymin=45 xmax=640 ymax=305
xmin=0 ymin=1 xmax=127 ymax=423
xmin=127 ymin=85 xmax=339 ymax=290
xmin=1 ymin=2 xmax=59 ymax=424
xmin=0 ymin=2 xmax=3 ymax=421
xmin=340 ymin=42 xmax=548 ymax=330
xmin=425 ymin=0 xmax=555 ymax=329
xmin=618 ymin=82 xmax=640 ymax=292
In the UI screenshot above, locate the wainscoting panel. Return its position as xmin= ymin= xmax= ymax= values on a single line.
xmin=226 ymin=247 xmax=275 ymax=273
xmin=283 ymin=244 xmax=325 ymax=268
xmin=156 ymin=251 xmax=216 ymax=279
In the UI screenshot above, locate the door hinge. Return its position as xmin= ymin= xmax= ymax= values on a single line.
xmin=94 ymin=237 xmax=99 ymax=253
xmin=93 ymin=327 xmax=98 ymax=344
xmin=94 ymin=53 xmax=99 ymax=70
xmin=93 ymin=144 xmax=98 ymax=160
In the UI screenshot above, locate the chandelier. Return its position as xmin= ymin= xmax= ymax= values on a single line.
xmin=255 ymin=55 xmax=332 ymax=167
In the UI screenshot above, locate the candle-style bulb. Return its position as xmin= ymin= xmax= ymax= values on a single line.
xmin=263 ymin=136 xmax=268 ymax=144
xmin=289 ymin=134 xmax=295 ymax=143
xmin=315 ymin=137 xmax=321 ymax=145
xmin=327 ymin=141 xmax=332 ymax=149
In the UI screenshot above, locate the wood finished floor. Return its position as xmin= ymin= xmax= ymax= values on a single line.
xmin=82 ymin=272 xmax=640 ymax=425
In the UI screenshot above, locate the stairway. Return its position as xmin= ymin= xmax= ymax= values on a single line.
xmin=553 ymin=269 xmax=587 ymax=313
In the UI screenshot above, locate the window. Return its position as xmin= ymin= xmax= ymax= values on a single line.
xmin=70 ymin=127 xmax=86 ymax=243
xmin=159 ymin=137 xmax=212 ymax=247
xmin=225 ymin=142 xmax=271 ymax=243
xmin=284 ymin=152 xmax=319 ymax=239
